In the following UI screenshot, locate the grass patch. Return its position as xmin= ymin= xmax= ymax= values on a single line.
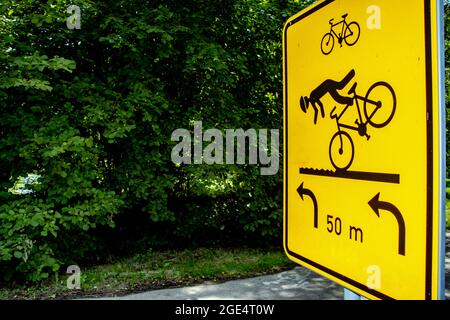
xmin=0 ymin=248 xmax=295 ymax=300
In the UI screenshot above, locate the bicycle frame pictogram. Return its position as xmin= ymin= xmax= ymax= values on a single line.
xmin=329 ymin=81 xmax=396 ymax=170
xmin=321 ymin=13 xmax=360 ymax=55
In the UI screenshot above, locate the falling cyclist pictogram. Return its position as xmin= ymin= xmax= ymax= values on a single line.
xmin=300 ymin=69 xmax=396 ymax=171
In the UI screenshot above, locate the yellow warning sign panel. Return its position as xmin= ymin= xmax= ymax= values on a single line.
xmin=283 ymin=0 xmax=444 ymax=299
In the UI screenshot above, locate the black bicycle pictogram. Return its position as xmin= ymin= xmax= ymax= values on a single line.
xmin=329 ymin=80 xmax=396 ymax=171
xmin=321 ymin=13 xmax=360 ymax=55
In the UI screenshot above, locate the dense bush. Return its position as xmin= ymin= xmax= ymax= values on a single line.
xmin=0 ymin=0 xmax=314 ymax=282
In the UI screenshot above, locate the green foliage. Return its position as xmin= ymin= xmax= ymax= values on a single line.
xmin=447 ymin=200 xmax=450 ymax=229
xmin=0 ymin=0 xmax=312 ymax=282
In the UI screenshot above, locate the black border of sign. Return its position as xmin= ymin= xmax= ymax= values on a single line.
xmin=284 ymin=0 xmax=434 ymax=300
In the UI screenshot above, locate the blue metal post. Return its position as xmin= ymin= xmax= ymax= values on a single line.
xmin=343 ymin=288 xmax=361 ymax=300
xmin=436 ymin=0 xmax=446 ymax=301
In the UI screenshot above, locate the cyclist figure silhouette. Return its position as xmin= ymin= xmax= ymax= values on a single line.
xmin=300 ymin=69 xmax=356 ymax=124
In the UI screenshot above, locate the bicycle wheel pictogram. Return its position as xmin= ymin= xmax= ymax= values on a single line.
xmin=364 ymin=82 xmax=396 ymax=128
xmin=344 ymin=22 xmax=360 ymax=46
xmin=321 ymin=33 xmax=334 ymax=55
xmin=329 ymin=131 xmax=354 ymax=171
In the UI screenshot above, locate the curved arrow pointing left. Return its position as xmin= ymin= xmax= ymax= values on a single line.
xmin=368 ymin=192 xmax=405 ymax=256
xmin=297 ymin=182 xmax=318 ymax=229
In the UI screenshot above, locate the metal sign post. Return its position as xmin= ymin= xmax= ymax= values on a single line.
xmin=436 ymin=0 xmax=447 ymax=301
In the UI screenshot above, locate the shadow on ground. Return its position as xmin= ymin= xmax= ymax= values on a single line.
xmin=94 ymin=267 xmax=343 ymax=300
xmin=93 ymin=233 xmax=450 ymax=300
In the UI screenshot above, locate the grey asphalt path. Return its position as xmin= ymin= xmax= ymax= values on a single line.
xmin=96 ymin=267 xmax=343 ymax=300
xmin=95 ymin=233 xmax=450 ymax=300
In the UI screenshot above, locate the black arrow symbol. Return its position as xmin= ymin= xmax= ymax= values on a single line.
xmin=297 ymin=183 xmax=318 ymax=229
xmin=368 ymin=192 xmax=405 ymax=256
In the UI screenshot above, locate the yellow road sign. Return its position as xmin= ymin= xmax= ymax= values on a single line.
xmin=283 ymin=0 xmax=445 ymax=300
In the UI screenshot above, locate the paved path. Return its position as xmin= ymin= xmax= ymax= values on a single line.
xmin=96 ymin=267 xmax=343 ymax=300
xmin=96 ymin=233 xmax=449 ymax=300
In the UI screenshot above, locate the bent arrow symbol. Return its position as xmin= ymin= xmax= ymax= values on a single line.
xmin=297 ymin=183 xmax=318 ymax=228
xmin=368 ymin=192 xmax=405 ymax=256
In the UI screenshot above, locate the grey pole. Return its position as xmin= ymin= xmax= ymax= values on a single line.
xmin=343 ymin=288 xmax=361 ymax=300
xmin=436 ymin=0 xmax=446 ymax=301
